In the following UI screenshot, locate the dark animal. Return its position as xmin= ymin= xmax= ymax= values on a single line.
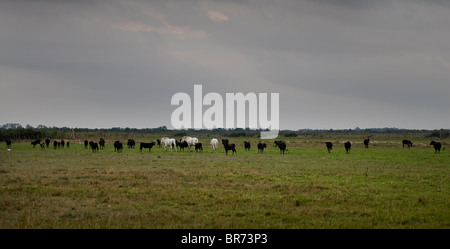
xmin=402 ymin=140 xmax=413 ymax=148
xmin=157 ymin=139 xmax=161 ymax=147
xmin=61 ymin=140 xmax=65 ymax=148
xmin=178 ymin=141 xmax=189 ymax=151
xmin=274 ymin=141 xmax=288 ymax=154
xmin=195 ymin=142 xmax=203 ymax=153
xmin=344 ymin=141 xmax=351 ymax=154
xmin=257 ymin=142 xmax=266 ymax=153
xmin=39 ymin=142 xmax=45 ymax=149
xmin=6 ymin=139 xmax=11 ymax=148
xmin=84 ymin=140 xmax=89 ymax=149
xmin=91 ymin=142 xmax=99 ymax=152
xmin=140 ymin=142 xmax=155 ymax=152
xmin=222 ymin=139 xmax=236 ymax=155
xmin=114 ymin=141 xmax=123 ymax=152
xmin=99 ymin=138 xmax=105 ymax=149
xmin=53 ymin=140 xmax=58 ymax=149
xmin=45 ymin=138 xmax=50 ymax=148
xmin=66 ymin=141 xmax=70 ymax=148
xmin=128 ymin=139 xmax=135 ymax=149
xmin=430 ymin=141 xmax=441 ymax=154
xmin=325 ymin=142 xmax=333 ymax=153
xmin=31 ymin=139 xmax=41 ymax=148
xmin=364 ymin=138 xmax=370 ymax=148
xmin=244 ymin=141 xmax=251 ymax=151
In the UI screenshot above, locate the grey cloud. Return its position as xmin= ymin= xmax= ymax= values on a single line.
xmin=0 ymin=0 xmax=449 ymax=130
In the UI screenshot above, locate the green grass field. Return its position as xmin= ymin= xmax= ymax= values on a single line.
xmin=1 ymin=137 xmax=449 ymax=228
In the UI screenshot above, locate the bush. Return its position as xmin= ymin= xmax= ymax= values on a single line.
xmin=427 ymin=129 xmax=449 ymax=139
xmin=284 ymin=132 xmax=298 ymax=137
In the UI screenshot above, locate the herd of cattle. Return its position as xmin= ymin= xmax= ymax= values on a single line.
xmin=5 ymin=136 xmax=442 ymax=154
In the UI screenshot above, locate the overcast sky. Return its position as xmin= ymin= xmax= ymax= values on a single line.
xmin=1 ymin=0 xmax=449 ymax=130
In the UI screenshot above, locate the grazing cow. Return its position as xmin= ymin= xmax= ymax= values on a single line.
xmin=53 ymin=140 xmax=58 ymax=149
xmin=128 ymin=139 xmax=135 ymax=149
xmin=140 ymin=142 xmax=155 ymax=152
xmin=91 ymin=142 xmax=99 ymax=152
xmin=274 ymin=141 xmax=288 ymax=154
xmin=325 ymin=142 xmax=333 ymax=153
xmin=210 ymin=138 xmax=219 ymax=152
xmin=195 ymin=142 xmax=203 ymax=153
xmin=39 ymin=142 xmax=45 ymax=149
xmin=6 ymin=139 xmax=12 ymax=148
xmin=430 ymin=141 xmax=441 ymax=154
xmin=222 ymin=139 xmax=236 ymax=155
xmin=257 ymin=142 xmax=266 ymax=153
xmin=45 ymin=138 xmax=51 ymax=148
xmin=178 ymin=141 xmax=189 ymax=151
xmin=114 ymin=141 xmax=123 ymax=152
xmin=61 ymin=140 xmax=65 ymax=148
xmin=364 ymin=139 xmax=370 ymax=148
xmin=157 ymin=139 xmax=161 ymax=147
xmin=66 ymin=141 xmax=70 ymax=148
xmin=402 ymin=140 xmax=413 ymax=148
xmin=344 ymin=141 xmax=351 ymax=154
xmin=244 ymin=141 xmax=251 ymax=151
xmin=99 ymin=138 xmax=105 ymax=150
xmin=31 ymin=139 xmax=41 ymax=148
xmin=84 ymin=140 xmax=89 ymax=149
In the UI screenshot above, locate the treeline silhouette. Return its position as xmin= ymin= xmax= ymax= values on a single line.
xmin=1 ymin=123 xmax=448 ymax=141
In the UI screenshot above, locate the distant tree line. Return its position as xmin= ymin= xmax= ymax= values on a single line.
xmin=0 ymin=123 xmax=448 ymax=141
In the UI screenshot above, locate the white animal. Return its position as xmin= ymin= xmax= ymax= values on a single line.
xmin=210 ymin=138 xmax=218 ymax=152
xmin=181 ymin=136 xmax=199 ymax=151
xmin=161 ymin=137 xmax=176 ymax=151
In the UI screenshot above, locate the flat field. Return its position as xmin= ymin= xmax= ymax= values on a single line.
xmin=1 ymin=137 xmax=449 ymax=228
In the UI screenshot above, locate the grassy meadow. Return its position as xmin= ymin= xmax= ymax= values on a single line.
xmin=0 ymin=136 xmax=449 ymax=229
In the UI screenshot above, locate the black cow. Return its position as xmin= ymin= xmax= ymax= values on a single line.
xmin=344 ymin=141 xmax=351 ymax=154
xmin=114 ymin=141 xmax=123 ymax=152
xmin=222 ymin=139 xmax=236 ymax=155
xmin=53 ymin=140 xmax=58 ymax=149
xmin=195 ymin=142 xmax=203 ymax=153
xmin=430 ymin=141 xmax=441 ymax=154
xmin=364 ymin=139 xmax=370 ymax=148
xmin=140 ymin=142 xmax=155 ymax=152
xmin=91 ymin=142 xmax=99 ymax=152
xmin=274 ymin=141 xmax=288 ymax=154
xmin=99 ymin=138 xmax=105 ymax=150
xmin=325 ymin=142 xmax=333 ymax=153
xmin=6 ymin=139 xmax=11 ymax=148
xmin=402 ymin=140 xmax=413 ymax=148
xmin=66 ymin=141 xmax=70 ymax=148
xmin=31 ymin=139 xmax=41 ymax=148
xmin=128 ymin=139 xmax=135 ymax=149
xmin=61 ymin=140 xmax=65 ymax=148
xmin=257 ymin=142 xmax=266 ymax=153
xmin=157 ymin=139 xmax=161 ymax=147
xmin=178 ymin=141 xmax=189 ymax=151
xmin=244 ymin=141 xmax=251 ymax=151
xmin=45 ymin=138 xmax=51 ymax=148
xmin=84 ymin=140 xmax=89 ymax=149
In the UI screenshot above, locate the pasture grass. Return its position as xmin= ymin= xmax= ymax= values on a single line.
xmin=0 ymin=138 xmax=449 ymax=229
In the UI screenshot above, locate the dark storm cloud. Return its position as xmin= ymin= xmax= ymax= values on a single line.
xmin=0 ymin=0 xmax=449 ymax=130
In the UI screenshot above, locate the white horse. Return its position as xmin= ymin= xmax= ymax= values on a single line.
xmin=181 ymin=136 xmax=199 ymax=151
xmin=210 ymin=138 xmax=218 ymax=152
xmin=161 ymin=137 xmax=176 ymax=151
